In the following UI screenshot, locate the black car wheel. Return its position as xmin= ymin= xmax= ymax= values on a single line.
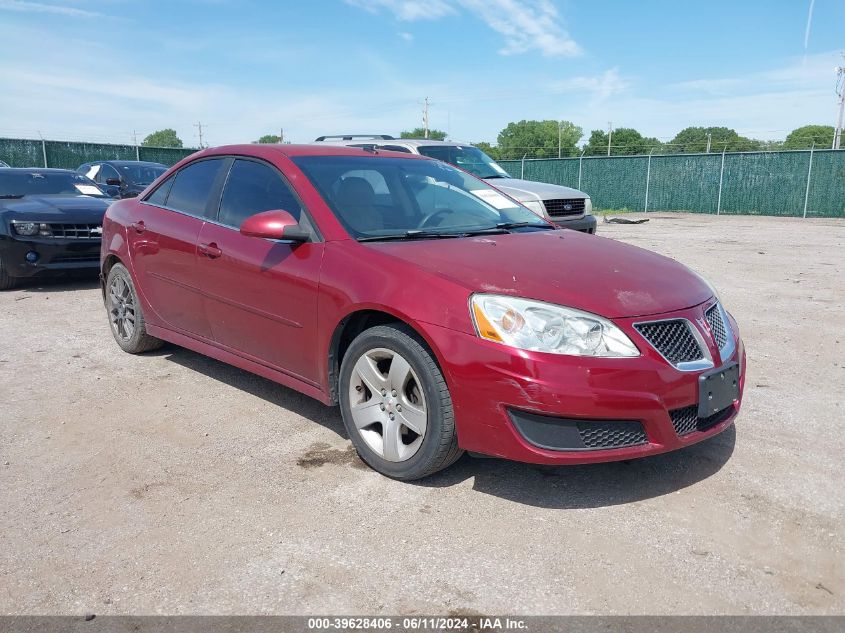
xmin=105 ymin=263 xmax=163 ymax=354
xmin=0 ymin=256 xmax=17 ymax=290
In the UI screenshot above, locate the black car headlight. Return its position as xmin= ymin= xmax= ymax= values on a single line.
xmin=11 ymin=221 xmax=40 ymax=236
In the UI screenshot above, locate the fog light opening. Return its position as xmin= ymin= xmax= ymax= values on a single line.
xmin=25 ymin=250 xmax=40 ymax=263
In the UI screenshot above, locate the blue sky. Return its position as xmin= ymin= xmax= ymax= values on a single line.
xmin=1 ymin=0 xmax=843 ymax=148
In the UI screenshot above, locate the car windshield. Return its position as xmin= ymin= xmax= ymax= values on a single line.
xmin=116 ymin=163 xmax=166 ymax=185
xmin=292 ymin=155 xmax=549 ymax=241
xmin=0 ymin=171 xmax=108 ymax=198
xmin=416 ymin=145 xmax=511 ymax=180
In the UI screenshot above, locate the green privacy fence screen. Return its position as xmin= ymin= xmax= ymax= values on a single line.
xmin=0 ymin=137 xmax=198 ymax=169
xmin=499 ymin=149 xmax=845 ymax=218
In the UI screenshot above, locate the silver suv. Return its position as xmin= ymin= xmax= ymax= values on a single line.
xmin=313 ymin=135 xmax=597 ymax=234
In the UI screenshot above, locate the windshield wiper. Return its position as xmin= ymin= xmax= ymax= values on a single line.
xmin=496 ymin=221 xmax=555 ymax=230
xmin=0 ymin=194 xmax=25 ymax=199
xmin=357 ymin=230 xmax=465 ymax=242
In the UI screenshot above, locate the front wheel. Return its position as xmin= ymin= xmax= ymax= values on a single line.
xmin=339 ymin=324 xmax=462 ymax=480
xmin=0 ymin=256 xmax=17 ymax=290
xmin=105 ymin=263 xmax=163 ymax=354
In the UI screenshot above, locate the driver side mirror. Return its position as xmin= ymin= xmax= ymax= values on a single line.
xmin=240 ymin=210 xmax=310 ymax=242
xmin=105 ymin=178 xmax=122 ymax=186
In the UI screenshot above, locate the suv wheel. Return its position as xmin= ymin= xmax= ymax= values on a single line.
xmin=105 ymin=263 xmax=163 ymax=354
xmin=339 ymin=324 xmax=462 ymax=480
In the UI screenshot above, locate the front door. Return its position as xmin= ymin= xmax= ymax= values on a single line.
xmin=196 ymin=158 xmax=323 ymax=384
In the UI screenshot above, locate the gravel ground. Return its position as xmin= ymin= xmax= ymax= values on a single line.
xmin=0 ymin=213 xmax=843 ymax=616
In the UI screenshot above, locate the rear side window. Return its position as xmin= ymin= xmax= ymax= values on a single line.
xmin=218 ymin=159 xmax=302 ymax=228
xmin=166 ymin=158 xmax=224 ymax=217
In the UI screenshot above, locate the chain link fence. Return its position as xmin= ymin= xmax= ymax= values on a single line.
xmin=0 ymin=137 xmax=198 ymax=169
xmin=499 ymin=149 xmax=845 ymax=218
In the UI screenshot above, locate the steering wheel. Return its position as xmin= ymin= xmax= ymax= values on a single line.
xmin=419 ymin=208 xmax=453 ymax=228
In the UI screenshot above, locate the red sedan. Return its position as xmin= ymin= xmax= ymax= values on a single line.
xmin=100 ymin=144 xmax=745 ymax=480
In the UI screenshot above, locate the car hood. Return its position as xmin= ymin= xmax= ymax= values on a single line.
xmin=365 ymin=230 xmax=713 ymax=319
xmin=0 ymin=195 xmax=110 ymax=223
xmin=487 ymin=177 xmax=587 ymax=202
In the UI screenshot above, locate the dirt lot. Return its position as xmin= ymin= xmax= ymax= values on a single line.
xmin=1 ymin=213 xmax=843 ymax=616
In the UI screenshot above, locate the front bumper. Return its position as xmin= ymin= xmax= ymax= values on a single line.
xmin=423 ymin=301 xmax=745 ymax=465
xmin=0 ymin=235 xmax=101 ymax=278
xmin=551 ymin=214 xmax=597 ymax=234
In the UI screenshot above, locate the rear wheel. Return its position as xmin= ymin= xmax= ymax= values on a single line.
xmin=339 ymin=324 xmax=462 ymax=480
xmin=0 ymin=256 xmax=17 ymax=290
xmin=105 ymin=263 xmax=163 ymax=354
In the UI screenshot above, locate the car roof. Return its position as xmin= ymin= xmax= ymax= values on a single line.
xmin=88 ymin=160 xmax=167 ymax=167
xmin=3 ymin=167 xmax=77 ymax=174
xmin=314 ymin=138 xmax=474 ymax=149
xmin=197 ymin=144 xmax=430 ymax=159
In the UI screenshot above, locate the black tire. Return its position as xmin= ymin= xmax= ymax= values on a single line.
xmin=104 ymin=263 xmax=163 ymax=354
xmin=0 ymin=256 xmax=17 ymax=290
xmin=339 ymin=324 xmax=463 ymax=480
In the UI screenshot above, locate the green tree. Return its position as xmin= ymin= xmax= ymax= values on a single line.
xmin=667 ymin=126 xmax=762 ymax=153
xmin=255 ymin=134 xmax=282 ymax=144
xmin=496 ymin=120 xmax=582 ymax=160
xmin=400 ymin=128 xmax=447 ymax=140
xmin=473 ymin=141 xmax=501 ymax=161
xmin=141 ymin=128 xmax=183 ymax=148
xmin=583 ymin=127 xmax=662 ymax=156
xmin=783 ymin=125 xmax=835 ymax=149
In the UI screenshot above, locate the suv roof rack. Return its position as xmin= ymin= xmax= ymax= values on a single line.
xmin=314 ymin=134 xmax=395 ymax=141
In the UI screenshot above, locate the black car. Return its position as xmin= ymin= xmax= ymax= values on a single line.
xmin=0 ymin=168 xmax=112 ymax=289
xmin=77 ymin=160 xmax=167 ymax=199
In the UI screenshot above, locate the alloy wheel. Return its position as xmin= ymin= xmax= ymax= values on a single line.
xmin=348 ymin=347 xmax=427 ymax=462
xmin=108 ymin=274 xmax=136 ymax=341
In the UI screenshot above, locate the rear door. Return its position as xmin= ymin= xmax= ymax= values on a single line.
xmin=196 ymin=157 xmax=324 ymax=384
xmin=129 ymin=157 xmax=228 ymax=339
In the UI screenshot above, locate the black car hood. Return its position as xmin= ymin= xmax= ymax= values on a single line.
xmin=0 ymin=195 xmax=110 ymax=224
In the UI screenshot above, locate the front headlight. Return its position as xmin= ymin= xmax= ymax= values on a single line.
xmin=470 ymin=294 xmax=640 ymax=357
xmin=584 ymin=198 xmax=593 ymax=215
xmin=11 ymin=221 xmax=39 ymax=236
xmin=521 ymin=199 xmax=547 ymax=218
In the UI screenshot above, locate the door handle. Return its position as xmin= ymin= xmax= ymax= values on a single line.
xmin=199 ymin=242 xmax=223 ymax=259
xmin=130 ymin=220 xmax=146 ymax=234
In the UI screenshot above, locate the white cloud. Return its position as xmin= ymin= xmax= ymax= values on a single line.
xmin=399 ymin=31 xmax=414 ymax=41
xmin=346 ymin=0 xmax=581 ymax=57
xmin=344 ymin=0 xmax=455 ymax=21
xmin=550 ymin=68 xmax=628 ymax=101
xmin=0 ymin=0 xmax=101 ymax=18
xmin=457 ymin=0 xmax=581 ymax=57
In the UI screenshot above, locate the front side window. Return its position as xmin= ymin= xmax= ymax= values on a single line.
xmin=292 ymin=155 xmax=547 ymax=240
xmin=117 ymin=163 xmax=166 ymax=186
xmin=165 ymin=158 xmax=225 ymax=217
xmin=417 ymin=145 xmax=510 ymax=180
xmin=98 ymin=164 xmax=120 ymax=184
xmin=218 ymin=159 xmax=302 ymax=228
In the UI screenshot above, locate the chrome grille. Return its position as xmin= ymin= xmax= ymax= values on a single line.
xmin=44 ymin=223 xmax=102 ymax=239
xmin=543 ymin=198 xmax=585 ymax=217
xmin=705 ymin=303 xmax=728 ymax=350
xmin=634 ymin=320 xmax=704 ymax=365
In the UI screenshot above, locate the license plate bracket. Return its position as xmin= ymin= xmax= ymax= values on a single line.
xmin=698 ymin=362 xmax=740 ymax=418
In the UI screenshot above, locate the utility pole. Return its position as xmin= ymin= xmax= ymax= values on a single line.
xmin=280 ymin=128 xmax=284 ymax=144
xmin=706 ymin=132 xmax=712 ymax=153
xmin=422 ymin=97 xmax=430 ymax=139
xmin=558 ymin=121 xmax=562 ymax=159
xmin=607 ymin=121 xmax=613 ymax=157
xmin=834 ymin=60 xmax=845 ymax=150
xmin=194 ymin=121 xmax=205 ymax=148
xmin=132 ymin=130 xmax=140 ymax=160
